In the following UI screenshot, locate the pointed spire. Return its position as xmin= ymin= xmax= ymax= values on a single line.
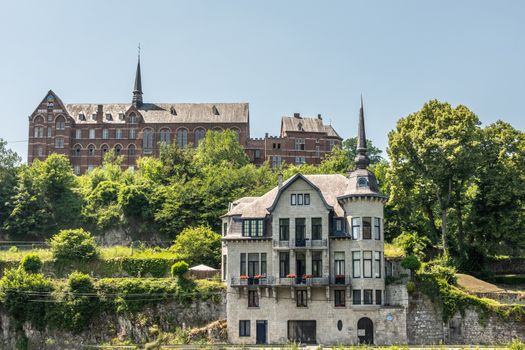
xmin=132 ymin=44 xmax=143 ymax=107
xmin=355 ymin=95 xmax=370 ymax=169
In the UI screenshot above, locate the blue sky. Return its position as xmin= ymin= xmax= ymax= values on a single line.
xmin=1 ymin=0 xmax=523 ymax=162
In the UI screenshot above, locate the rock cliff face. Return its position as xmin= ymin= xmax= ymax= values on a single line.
xmin=0 ymin=296 xmax=226 ymax=350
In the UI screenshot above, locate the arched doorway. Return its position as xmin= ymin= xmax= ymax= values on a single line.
xmin=357 ymin=317 xmax=373 ymax=344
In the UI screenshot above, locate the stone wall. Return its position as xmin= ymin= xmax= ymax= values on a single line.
xmin=0 ymin=295 xmax=226 ymax=350
xmin=407 ymin=291 xmax=525 ymax=345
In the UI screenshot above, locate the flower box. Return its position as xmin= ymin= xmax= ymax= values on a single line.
xmin=303 ymin=274 xmax=313 ymax=279
xmin=240 ymin=275 xmax=249 ymax=279
xmin=286 ymin=274 xmax=297 ymax=278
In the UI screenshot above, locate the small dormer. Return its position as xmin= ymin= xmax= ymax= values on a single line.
xmin=170 ymin=106 xmax=177 ymax=115
xmin=91 ymin=113 xmax=97 ymax=121
xmin=118 ymin=112 xmax=125 ymax=120
xmin=78 ymin=113 xmax=86 ymax=121
xmin=297 ymin=122 xmax=304 ymax=131
xmin=212 ymin=105 xmax=220 ymax=116
xmin=105 ymin=113 xmax=112 ymax=121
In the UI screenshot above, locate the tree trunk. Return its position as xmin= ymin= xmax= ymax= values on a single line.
xmin=424 ymin=202 xmax=440 ymax=243
xmin=441 ymin=209 xmax=447 ymax=252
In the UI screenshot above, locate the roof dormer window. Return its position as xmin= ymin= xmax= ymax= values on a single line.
xmin=357 ymin=177 xmax=368 ymax=188
xmin=170 ymin=106 xmax=177 ymax=115
xmin=78 ymin=113 xmax=86 ymax=121
xmin=212 ymin=105 xmax=220 ymax=116
xmin=297 ymin=122 xmax=304 ymax=131
xmin=118 ymin=112 xmax=125 ymax=120
xmin=91 ymin=113 xmax=97 ymax=121
xmin=105 ymin=113 xmax=112 ymax=121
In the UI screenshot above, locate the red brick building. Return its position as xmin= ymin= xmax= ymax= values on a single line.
xmin=27 ymin=58 xmax=341 ymax=174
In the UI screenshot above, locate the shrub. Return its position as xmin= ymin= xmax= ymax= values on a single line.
xmin=68 ymin=271 xmax=95 ymax=294
xmin=393 ymin=231 xmax=430 ymax=258
xmin=406 ymin=281 xmax=416 ymax=294
xmin=510 ymin=339 xmax=525 ymax=350
xmin=50 ymin=228 xmax=99 ymax=261
xmin=172 ymin=261 xmax=189 ymax=278
xmin=401 ymin=254 xmax=421 ymax=272
xmin=20 ymin=253 xmax=43 ymax=274
xmin=170 ymin=226 xmax=221 ymax=267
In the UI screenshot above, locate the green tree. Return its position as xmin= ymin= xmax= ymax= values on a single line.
xmin=50 ymin=228 xmax=99 ymax=261
xmin=194 ymin=130 xmax=249 ymax=167
xmin=4 ymin=154 xmax=83 ymax=239
xmin=171 ymin=226 xmax=221 ymax=267
xmin=0 ymin=139 xmax=20 ymax=230
xmin=466 ymin=121 xmax=525 ymax=256
xmin=343 ymin=137 xmax=383 ymax=165
xmin=387 ymin=100 xmax=482 ymax=251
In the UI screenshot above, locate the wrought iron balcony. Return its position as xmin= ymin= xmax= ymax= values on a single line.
xmin=230 ymin=276 xmax=275 ymax=287
xmin=277 ymin=276 xmax=329 ymax=286
xmin=330 ymin=275 xmax=352 ymax=285
xmin=272 ymin=239 xmax=328 ymax=248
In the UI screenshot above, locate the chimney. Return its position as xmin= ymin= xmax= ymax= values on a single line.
xmin=265 ymin=132 xmax=269 ymax=138
xmin=97 ymin=105 xmax=103 ymax=122
xmin=293 ymin=113 xmax=301 ymax=118
xmin=278 ymin=173 xmax=283 ymax=189
xmin=317 ymin=114 xmax=322 ymax=120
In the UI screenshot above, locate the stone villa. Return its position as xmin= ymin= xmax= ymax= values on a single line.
xmin=27 ymin=56 xmax=341 ymax=174
xmin=221 ymin=102 xmax=407 ymax=345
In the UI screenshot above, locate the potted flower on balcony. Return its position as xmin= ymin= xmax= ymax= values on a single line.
xmin=239 ymin=275 xmax=249 ymax=285
xmin=286 ymin=273 xmax=297 ymax=278
xmin=303 ymin=274 xmax=313 ymax=279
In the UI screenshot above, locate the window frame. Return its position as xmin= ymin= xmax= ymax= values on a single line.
xmin=363 ymin=289 xmax=373 ymax=305
xmin=279 ymin=252 xmax=290 ymax=277
xmin=362 ymin=217 xmax=372 ymax=239
xmin=279 ymin=218 xmax=290 ymax=241
xmin=296 ymin=290 xmax=307 ymax=307
xmin=375 ymin=290 xmax=382 ymax=305
xmin=334 ymin=289 xmax=346 ymax=307
xmin=363 ymin=251 xmax=372 ymax=278
xmin=334 ymin=252 xmax=345 ymax=276
xmin=351 ymin=217 xmax=361 ymax=240
xmin=239 ymin=320 xmax=250 ymax=337
xmin=374 ymin=251 xmax=382 ymax=278
xmin=291 ymin=194 xmax=297 ymax=206
xmin=374 ymin=217 xmax=381 ymax=240
xmin=248 ymin=290 xmax=259 ymax=308
xmin=311 ymin=217 xmax=322 ymax=240
xmin=352 ymin=290 xmax=361 ymax=305
xmin=352 ymin=251 xmax=361 ymax=278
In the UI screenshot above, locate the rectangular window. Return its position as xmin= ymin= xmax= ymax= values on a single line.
xmin=297 ymin=194 xmax=303 ymax=205
xmin=295 ymin=218 xmax=306 ymax=243
xmin=364 ymin=289 xmax=373 ymax=305
xmin=116 ymin=128 xmax=123 ymax=139
xmin=222 ymin=255 xmax=227 ymax=280
xmin=223 ymin=222 xmax=227 ymax=237
xmin=352 ymin=290 xmax=361 ymax=305
xmin=334 ymin=290 xmax=345 ymax=307
xmin=75 ymin=129 xmax=82 ymax=139
xmin=375 ymin=290 xmax=382 ymax=305
xmin=374 ymin=251 xmax=381 ymax=278
xmin=89 ymin=129 xmax=95 ymax=139
xmin=47 ymin=127 xmax=52 ymax=137
xmin=279 ymin=252 xmax=290 ymax=277
xmin=295 ymin=156 xmax=305 ymax=164
xmin=335 ymin=219 xmax=343 ymax=233
xmin=312 ymin=252 xmax=322 ymax=277
xmin=129 ymin=128 xmax=136 ymax=139
xmin=55 ymin=138 xmax=64 ymax=148
xmin=295 ymin=138 xmax=305 ymax=150
xmin=315 ymin=145 xmax=320 ymax=157
xmin=248 ymin=253 xmax=259 ymax=276
xmin=304 ymin=193 xmax=310 ymax=205
xmin=374 ymin=217 xmax=381 ymax=240
xmin=296 ymin=290 xmax=307 ymax=307
xmin=362 ymin=217 xmax=372 ymax=239
xmin=311 ymin=218 xmax=322 ymax=240
xmin=352 ymin=251 xmax=361 ymax=278
xmin=261 ymin=253 xmax=267 ymax=276
xmin=291 ymin=194 xmax=297 ymax=205
xmin=242 ymin=219 xmax=264 ymax=237
xmin=102 ymin=128 xmax=109 ymax=139
xmin=363 ymin=251 xmax=372 ymax=278
xmin=74 ymin=165 xmax=81 ymax=175
xmin=240 ymin=253 xmax=246 ymax=276
xmin=352 ymin=217 xmax=361 ymax=240
xmin=279 ymin=218 xmax=289 ymax=240
xmin=255 ymin=149 xmax=261 ymax=159
xmin=239 ymin=320 xmax=250 ymax=337
xmin=334 ymin=252 xmax=345 ymax=276
xmin=271 ymin=155 xmax=282 ymax=168
xmin=248 ymin=290 xmax=259 ymax=307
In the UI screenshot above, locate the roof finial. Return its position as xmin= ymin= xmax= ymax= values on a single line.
xmin=355 ymin=95 xmax=370 ymax=169
xmin=132 ymin=44 xmax=143 ymax=107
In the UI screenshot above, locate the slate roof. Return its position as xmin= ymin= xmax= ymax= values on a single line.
xmin=281 ymin=116 xmax=341 ymax=138
xmin=65 ymin=103 xmax=249 ymax=124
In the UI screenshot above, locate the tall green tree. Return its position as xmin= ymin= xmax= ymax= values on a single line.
xmin=466 ymin=121 xmax=525 ymax=256
xmin=0 ymin=139 xmax=20 ymax=230
xmin=343 ymin=137 xmax=383 ymax=165
xmin=387 ymin=100 xmax=482 ymax=251
xmin=194 ymin=130 xmax=249 ymax=167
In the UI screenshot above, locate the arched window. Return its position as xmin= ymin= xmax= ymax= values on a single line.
xmin=55 ymin=116 xmax=66 ymax=130
xmin=177 ymin=128 xmax=188 ymax=149
xmin=194 ymin=127 xmax=206 ymax=147
xmin=34 ymin=116 xmax=44 ymax=124
xmin=115 ymin=144 xmax=122 ymax=156
xmin=129 ymin=113 xmax=137 ymax=124
xmin=101 ymin=144 xmax=109 ymax=156
xmin=143 ymin=129 xmax=154 ymax=153
xmin=160 ymin=128 xmax=171 ymax=144
xmin=128 ymin=144 xmax=136 ymax=158
xmin=88 ymin=145 xmax=95 ymax=156
xmin=230 ymin=127 xmax=241 ymax=142
xmin=74 ymin=145 xmax=82 ymax=157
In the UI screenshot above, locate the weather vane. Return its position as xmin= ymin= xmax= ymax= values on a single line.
xmin=138 ymin=43 xmax=141 ymax=58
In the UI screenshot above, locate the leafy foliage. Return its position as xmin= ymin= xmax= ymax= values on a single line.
xmin=401 ymin=255 xmax=421 ymax=272
xmin=20 ymin=253 xmax=43 ymax=274
xmin=50 ymin=228 xmax=99 ymax=261
xmin=171 ymin=227 xmax=221 ymax=268
xmin=172 ymin=261 xmax=189 ymax=278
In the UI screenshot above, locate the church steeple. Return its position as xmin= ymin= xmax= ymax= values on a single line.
xmin=355 ymin=96 xmax=370 ymax=169
xmin=132 ymin=47 xmax=143 ymax=107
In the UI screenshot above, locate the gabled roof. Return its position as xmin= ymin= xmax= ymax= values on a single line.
xmin=223 ymin=174 xmax=349 ymax=218
xmin=281 ymin=116 xmax=341 ymax=138
xmin=62 ymin=102 xmax=249 ymax=124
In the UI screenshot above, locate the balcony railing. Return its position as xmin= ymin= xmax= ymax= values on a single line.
xmin=278 ymin=276 xmax=329 ymax=286
xmin=231 ymin=276 xmax=276 ymax=287
xmin=272 ymin=239 xmax=328 ymax=248
xmin=330 ymin=275 xmax=352 ymax=285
